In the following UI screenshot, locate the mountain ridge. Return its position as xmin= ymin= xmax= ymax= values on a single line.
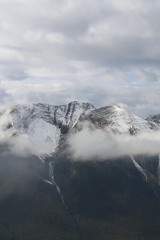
xmin=1 ymin=101 xmax=159 ymax=155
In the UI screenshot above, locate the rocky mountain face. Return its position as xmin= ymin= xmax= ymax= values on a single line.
xmin=1 ymin=101 xmax=160 ymax=240
xmin=12 ymin=101 xmax=95 ymax=131
xmin=79 ymin=105 xmax=158 ymax=133
xmin=146 ymin=113 xmax=160 ymax=125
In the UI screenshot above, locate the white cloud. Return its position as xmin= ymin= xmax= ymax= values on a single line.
xmin=0 ymin=0 xmax=160 ymax=115
xmin=67 ymin=126 xmax=160 ymax=160
xmin=0 ymin=109 xmax=52 ymax=157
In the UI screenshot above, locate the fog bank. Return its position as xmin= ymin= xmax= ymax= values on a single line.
xmin=0 ymin=110 xmax=51 ymax=157
xmin=67 ymin=127 xmax=160 ymax=160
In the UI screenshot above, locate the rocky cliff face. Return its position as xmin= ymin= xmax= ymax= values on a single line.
xmin=146 ymin=113 xmax=160 ymax=125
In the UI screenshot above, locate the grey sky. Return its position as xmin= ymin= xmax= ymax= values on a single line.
xmin=0 ymin=0 xmax=160 ymax=116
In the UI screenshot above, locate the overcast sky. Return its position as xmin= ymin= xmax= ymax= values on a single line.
xmin=0 ymin=0 xmax=160 ymax=116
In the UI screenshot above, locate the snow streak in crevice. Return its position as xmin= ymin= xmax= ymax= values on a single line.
xmin=158 ymin=155 xmax=160 ymax=185
xmin=130 ymin=155 xmax=148 ymax=182
xmin=48 ymin=161 xmax=84 ymax=240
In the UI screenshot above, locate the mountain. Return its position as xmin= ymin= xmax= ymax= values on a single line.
xmin=2 ymin=101 xmax=160 ymax=189
xmin=79 ymin=105 xmax=158 ymax=133
xmin=146 ymin=113 xmax=160 ymax=125
xmin=0 ymin=101 xmax=160 ymax=240
xmin=2 ymin=101 xmax=159 ymax=154
xmin=7 ymin=101 xmax=159 ymax=180
xmin=4 ymin=101 xmax=95 ymax=153
xmin=1 ymin=101 xmax=160 ymax=188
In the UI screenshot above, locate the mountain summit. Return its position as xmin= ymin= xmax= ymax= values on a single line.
xmin=1 ymin=101 xmax=159 ymax=154
xmin=79 ymin=105 xmax=158 ymax=133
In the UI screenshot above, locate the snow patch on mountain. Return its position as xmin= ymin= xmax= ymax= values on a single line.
xmin=27 ymin=119 xmax=61 ymax=153
xmin=130 ymin=155 xmax=148 ymax=182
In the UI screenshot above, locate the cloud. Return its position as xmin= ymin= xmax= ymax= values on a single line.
xmin=1 ymin=76 xmax=160 ymax=117
xmin=0 ymin=0 xmax=160 ymax=115
xmin=67 ymin=125 xmax=160 ymax=160
xmin=0 ymin=108 xmax=51 ymax=157
xmin=0 ymin=104 xmax=51 ymax=199
xmin=0 ymin=87 xmax=9 ymax=103
xmin=0 ymin=0 xmax=160 ymax=72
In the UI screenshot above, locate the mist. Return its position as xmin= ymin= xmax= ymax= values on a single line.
xmin=67 ymin=126 xmax=160 ymax=160
xmin=0 ymin=152 xmax=44 ymax=200
xmin=0 ymin=108 xmax=49 ymax=199
xmin=0 ymin=108 xmax=51 ymax=158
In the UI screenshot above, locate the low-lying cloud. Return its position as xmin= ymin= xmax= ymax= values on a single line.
xmin=0 ymin=107 xmax=49 ymax=199
xmin=0 ymin=109 xmax=51 ymax=158
xmin=67 ymin=126 xmax=160 ymax=160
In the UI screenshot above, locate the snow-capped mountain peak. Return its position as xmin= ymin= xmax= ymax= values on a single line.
xmin=1 ymin=101 xmax=159 ymax=155
xmin=80 ymin=105 xmax=159 ymax=133
xmin=6 ymin=101 xmax=95 ymax=153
